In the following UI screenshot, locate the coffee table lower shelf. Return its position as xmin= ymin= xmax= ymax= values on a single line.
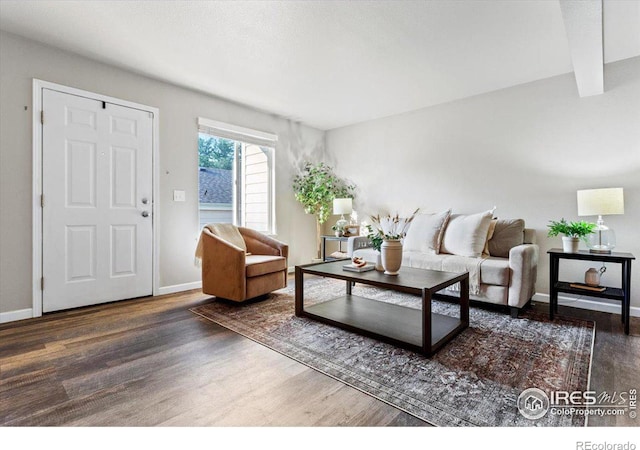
xmin=302 ymin=294 xmax=464 ymax=356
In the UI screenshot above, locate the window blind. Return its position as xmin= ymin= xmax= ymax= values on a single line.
xmin=197 ymin=117 xmax=278 ymax=148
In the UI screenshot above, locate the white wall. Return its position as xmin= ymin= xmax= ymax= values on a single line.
xmin=326 ymin=56 xmax=640 ymax=308
xmin=0 ymin=31 xmax=322 ymax=316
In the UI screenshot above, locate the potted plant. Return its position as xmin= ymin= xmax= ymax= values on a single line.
xmin=293 ymin=162 xmax=355 ymax=259
xmin=547 ymin=218 xmax=597 ymax=253
xmin=331 ymin=224 xmax=344 ymax=237
xmin=366 ymin=224 xmax=384 ymax=271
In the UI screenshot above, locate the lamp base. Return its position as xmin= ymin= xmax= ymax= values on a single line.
xmin=586 ymin=218 xmax=616 ymax=255
xmin=335 ymin=215 xmax=348 ymax=230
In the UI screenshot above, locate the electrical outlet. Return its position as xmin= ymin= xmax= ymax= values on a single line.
xmin=173 ymin=190 xmax=186 ymax=202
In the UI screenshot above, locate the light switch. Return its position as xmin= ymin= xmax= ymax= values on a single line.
xmin=173 ymin=190 xmax=186 ymax=202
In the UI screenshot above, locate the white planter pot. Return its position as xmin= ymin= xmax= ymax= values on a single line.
xmin=562 ymin=236 xmax=580 ymax=253
xmin=375 ymin=252 xmax=384 ymax=271
xmin=381 ymin=239 xmax=403 ymax=275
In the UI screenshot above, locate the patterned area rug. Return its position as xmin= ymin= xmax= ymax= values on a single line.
xmin=191 ymin=278 xmax=594 ymax=427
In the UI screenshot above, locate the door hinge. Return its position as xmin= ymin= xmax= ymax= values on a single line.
xmin=40 ymin=110 xmax=44 ymax=124
xmin=41 ymin=277 xmax=44 ymax=290
xmin=41 ymin=194 xmax=44 ymax=208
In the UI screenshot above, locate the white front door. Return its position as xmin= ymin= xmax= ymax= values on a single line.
xmin=42 ymin=89 xmax=153 ymax=312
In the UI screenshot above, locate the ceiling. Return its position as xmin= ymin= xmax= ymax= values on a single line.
xmin=1 ymin=1 xmax=638 ymax=130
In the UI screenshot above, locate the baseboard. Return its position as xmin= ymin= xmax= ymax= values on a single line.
xmin=533 ymin=292 xmax=640 ymax=317
xmin=0 ymin=308 xmax=34 ymax=324
xmin=156 ymin=281 xmax=202 ymax=296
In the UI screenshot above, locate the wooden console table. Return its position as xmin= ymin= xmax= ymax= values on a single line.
xmin=548 ymin=248 xmax=635 ymax=334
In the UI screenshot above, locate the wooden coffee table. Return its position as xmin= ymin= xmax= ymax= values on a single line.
xmin=295 ymin=260 xmax=469 ymax=357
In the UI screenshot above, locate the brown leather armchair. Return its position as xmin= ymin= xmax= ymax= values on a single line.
xmin=200 ymin=225 xmax=288 ymax=302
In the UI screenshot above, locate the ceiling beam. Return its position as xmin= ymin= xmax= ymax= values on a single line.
xmin=559 ymin=0 xmax=604 ymax=97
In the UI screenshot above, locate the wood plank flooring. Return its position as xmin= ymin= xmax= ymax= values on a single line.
xmin=1 ymin=286 xmax=638 ymax=427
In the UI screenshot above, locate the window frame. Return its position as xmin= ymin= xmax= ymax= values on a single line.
xmin=197 ymin=117 xmax=278 ymax=235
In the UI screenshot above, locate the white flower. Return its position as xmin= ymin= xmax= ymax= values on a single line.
xmin=370 ymin=208 xmax=419 ymax=240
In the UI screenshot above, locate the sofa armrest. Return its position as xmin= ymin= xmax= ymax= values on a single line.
xmin=202 ymin=230 xmax=247 ymax=300
xmin=507 ymin=243 xmax=539 ymax=308
xmin=347 ymin=236 xmax=373 ymax=257
xmin=238 ymin=227 xmax=289 ymax=259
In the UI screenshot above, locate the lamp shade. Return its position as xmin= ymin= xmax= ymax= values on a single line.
xmin=577 ymin=188 xmax=624 ymax=216
xmin=333 ymin=198 xmax=352 ymax=215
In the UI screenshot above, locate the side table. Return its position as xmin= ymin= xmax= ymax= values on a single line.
xmin=548 ymin=248 xmax=635 ymax=334
xmin=321 ymin=235 xmax=350 ymax=261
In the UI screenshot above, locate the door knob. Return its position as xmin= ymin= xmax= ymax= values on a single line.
xmin=141 ymin=211 xmax=149 ymax=217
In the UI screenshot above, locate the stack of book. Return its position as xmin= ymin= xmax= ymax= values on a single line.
xmin=343 ymin=263 xmax=375 ymax=273
xmin=569 ymin=283 xmax=606 ymax=292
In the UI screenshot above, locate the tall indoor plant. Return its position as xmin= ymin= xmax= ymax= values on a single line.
xmin=547 ymin=218 xmax=596 ymax=253
xmin=293 ymin=162 xmax=355 ymax=259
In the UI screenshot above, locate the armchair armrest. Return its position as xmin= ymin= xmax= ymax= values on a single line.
xmin=238 ymin=227 xmax=289 ymax=259
xmin=202 ymin=229 xmax=247 ymax=300
xmin=508 ymin=243 xmax=539 ymax=308
xmin=347 ymin=236 xmax=373 ymax=257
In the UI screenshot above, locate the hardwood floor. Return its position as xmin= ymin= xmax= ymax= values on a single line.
xmin=0 ymin=286 xmax=637 ymax=427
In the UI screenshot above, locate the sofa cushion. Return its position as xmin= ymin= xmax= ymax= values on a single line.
xmin=440 ymin=209 xmax=494 ymax=257
xmin=488 ymin=219 xmax=525 ymax=258
xmin=480 ymin=257 xmax=511 ymax=286
xmin=403 ymin=209 xmax=451 ymax=255
xmin=353 ymin=247 xmax=379 ymax=263
xmin=437 ymin=284 xmax=508 ymax=305
xmin=403 ymin=251 xmax=485 ymax=295
xmin=245 ymin=255 xmax=286 ymax=278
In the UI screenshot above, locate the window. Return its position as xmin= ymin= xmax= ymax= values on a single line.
xmin=198 ymin=118 xmax=276 ymax=234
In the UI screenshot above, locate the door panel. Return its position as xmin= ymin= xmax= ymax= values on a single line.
xmin=42 ymin=89 xmax=153 ymax=313
xmin=111 ymin=225 xmax=136 ymax=277
xmin=65 ymin=225 xmax=96 ymax=282
xmin=66 ymin=140 xmax=97 ymax=207
xmin=111 ymin=146 xmax=136 ymax=208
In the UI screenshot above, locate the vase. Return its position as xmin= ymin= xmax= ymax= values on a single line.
xmin=585 ymin=268 xmax=601 ymax=286
xmin=381 ymin=239 xmax=402 ymax=275
xmin=562 ymin=236 xmax=579 ymax=253
xmin=375 ymin=252 xmax=384 ymax=271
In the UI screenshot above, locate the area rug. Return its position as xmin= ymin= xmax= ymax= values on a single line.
xmin=191 ymin=278 xmax=594 ymax=427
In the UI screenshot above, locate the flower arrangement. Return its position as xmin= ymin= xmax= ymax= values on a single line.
xmin=369 ymin=209 xmax=419 ymax=241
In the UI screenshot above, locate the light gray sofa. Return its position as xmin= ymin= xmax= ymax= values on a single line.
xmin=348 ymin=218 xmax=539 ymax=317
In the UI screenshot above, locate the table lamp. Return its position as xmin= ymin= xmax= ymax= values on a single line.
xmin=333 ymin=198 xmax=352 ymax=231
xmin=577 ymin=188 xmax=624 ymax=254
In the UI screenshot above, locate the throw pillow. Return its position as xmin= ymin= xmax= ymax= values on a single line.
xmin=403 ymin=209 xmax=452 ymax=254
xmin=488 ymin=219 xmax=525 ymax=258
xmin=440 ymin=209 xmax=495 ymax=258
xmin=483 ymin=218 xmax=498 ymax=256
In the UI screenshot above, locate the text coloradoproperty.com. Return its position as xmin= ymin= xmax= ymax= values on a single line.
xmin=552 ymin=407 xmax=628 ymax=416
